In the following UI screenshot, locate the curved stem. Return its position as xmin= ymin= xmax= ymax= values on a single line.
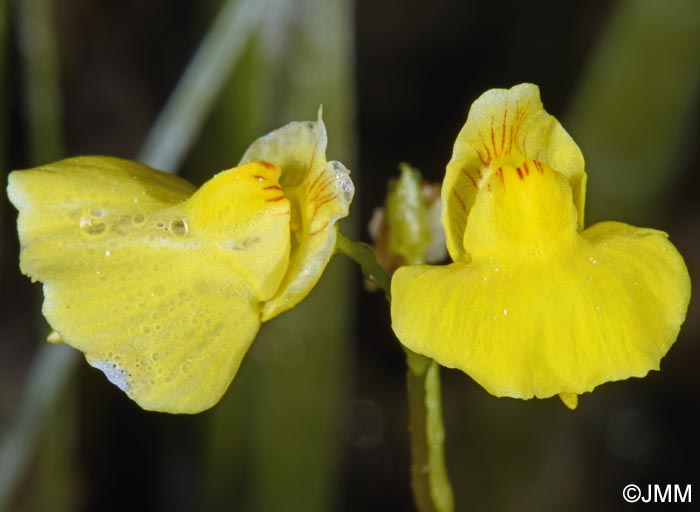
xmin=334 ymin=231 xmax=391 ymax=298
xmin=336 ymin=231 xmax=454 ymax=511
xmin=406 ymin=351 xmax=454 ymax=512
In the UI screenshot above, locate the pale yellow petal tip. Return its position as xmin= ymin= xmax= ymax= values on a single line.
xmin=46 ymin=330 xmax=63 ymax=343
xmin=241 ymin=111 xmax=354 ymax=321
xmin=558 ymin=392 xmax=579 ymax=410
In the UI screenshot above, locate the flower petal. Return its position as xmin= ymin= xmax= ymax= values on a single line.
xmin=8 ymin=157 xmax=293 ymax=413
xmin=391 ymin=223 xmax=690 ymax=399
xmin=463 ymin=162 xmax=578 ymax=259
xmin=443 ymin=83 xmax=586 ymax=261
xmin=240 ymin=110 xmax=354 ymax=320
xmin=186 ymin=161 xmax=291 ymax=300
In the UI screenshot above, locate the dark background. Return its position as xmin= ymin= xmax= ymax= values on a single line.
xmin=1 ymin=1 xmax=698 ymax=511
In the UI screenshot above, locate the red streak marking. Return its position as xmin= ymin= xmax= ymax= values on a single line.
xmin=508 ymin=125 xmax=515 ymax=154
xmin=310 ymin=221 xmax=330 ymax=236
xmin=461 ymin=168 xmax=477 ymax=188
xmin=490 ymin=120 xmax=498 ymax=157
xmin=516 ymin=167 xmax=524 ymax=180
xmin=486 ymin=184 xmax=492 ymax=192
xmin=522 ymin=161 xmax=530 ymax=175
xmin=307 ymin=172 xmax=324 ymax=194
xmin=476 ymin=149 xmax=487 ymax=166
xmin=501 ymin=107 xmax=507 ymax=155
xmin=476 ymin=168 xmax=483 ymax=180
xmin=481 ymin=139 xmax=492 ymax=161
xmin=263 ymin=185 xmax=282 ymax=191
xmin=512 ymin=105 xmax=526 ymax=154
xmin=510 ymin=127 xmax=518 ymax=154
xmin=496 ymin=167 xmax=504 ymax=181
xmin=312 ymin=195 xmax=336 ymax=217
xmin=266 ymin=196 xmax=286 ymax=202
xmin=258 ymin=161 xmax=275 ymax=170
xmin=452 ymin=189 xmax=466 ymax=212
xmin=272 ymin=210 xmax=291 ymax=217
xmin=254 ymin=175 xmax=268 ymax=181
xmin=534 ymin=160 xmax=544 ymax=174
xmin=316 ymin=192 xmax=336 ymax=204
xmin=315 ymin=176 xmax=335 ymax=195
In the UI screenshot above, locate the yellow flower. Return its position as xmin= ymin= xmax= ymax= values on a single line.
xmin=391 ymin=84 xmax=690 ymax=408
xmin=7 ymin=112 xmax=353 ymax=413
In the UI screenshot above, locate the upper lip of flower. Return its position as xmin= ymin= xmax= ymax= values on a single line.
xmin=239 ymin=109 xmax=354 ymax=320
xmin=442 ymin=83 xmax=586 ymax=263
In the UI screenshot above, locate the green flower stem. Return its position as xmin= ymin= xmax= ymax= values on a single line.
xmin=335 ymin=231 xmax=391 ymax=298
xmin=335 ymin=231 xmax=454 ymax=512
xmin=406 ymin=350 xmax=454 ymax=512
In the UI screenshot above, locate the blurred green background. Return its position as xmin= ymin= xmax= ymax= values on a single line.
xmin=0 ymin=0 xmax=698 ymax=511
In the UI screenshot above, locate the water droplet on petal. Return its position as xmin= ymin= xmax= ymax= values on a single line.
xmin=331 ymin=160 xmax=354 ymax=203
xmin=169 ymin=219 xmax=188 ymax=236
xmin=80 ymin=217 xmax=107 ymax=235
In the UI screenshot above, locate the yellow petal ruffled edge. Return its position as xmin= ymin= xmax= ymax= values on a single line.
xmin=442 ymin=83 xmax=586 ymax=262
xmin=391 ymin=223 xmax=690 ymax=399
xmin=240 ymin=109 xmax=354 ymax=320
